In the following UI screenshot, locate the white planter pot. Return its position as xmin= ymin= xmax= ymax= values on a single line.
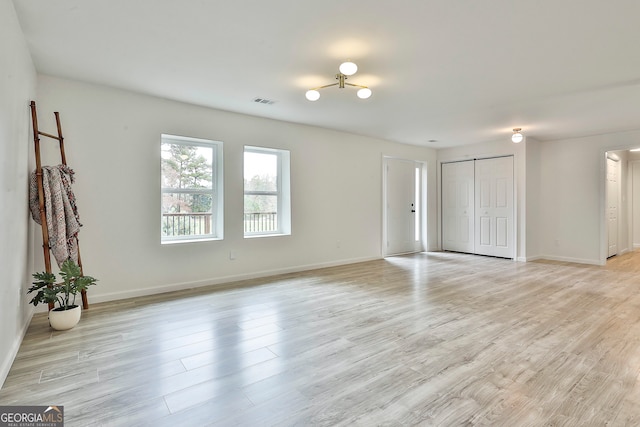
xmin=48 ymin=305 xmax=82 ymax=330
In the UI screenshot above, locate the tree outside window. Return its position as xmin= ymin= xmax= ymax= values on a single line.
xmin=161 ymin=135 xmax=222 ymax=242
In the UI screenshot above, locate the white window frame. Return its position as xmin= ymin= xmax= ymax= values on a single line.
xmin=161 ymin=134 xmax=224 ymax=244
xmin=243 ymin=145 xmax=291 ymax=238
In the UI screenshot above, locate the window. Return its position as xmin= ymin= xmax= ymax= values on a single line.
xmin=161 ymin=134 xmax=223 ymax=243
xmin=244 ymin=146 xmax=290 ymax=237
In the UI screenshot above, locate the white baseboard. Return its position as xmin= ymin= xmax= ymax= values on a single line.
xmin=468 ymin=254 xmax=597 ymax=264
xmin=537 ymin=255 xmax=603 ymax=266
xmin=80 ymin=255 xmax=382 ymax=306
xmin=0 ymin=307 xmax=35 ymax=389
xmin=517 ymin=255 xmax=542 ymax=262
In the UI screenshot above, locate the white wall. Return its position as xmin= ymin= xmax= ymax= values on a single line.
xmin=539 ymin=130 xmax=640 ymax=264
xmin=35 ymin=75 xmax=437 ymax=303
xmin=0 ymin=0 xmax=37 ymax=387
xmin=525 ymin=138 xmax=542 ymax=259
xmin=436 ymin=138 xmax=529 ymax=261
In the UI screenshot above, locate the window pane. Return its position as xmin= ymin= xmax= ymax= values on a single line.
xmin=161 ymin=143 xmax=213 ymax=190
xmin=244 ymin=194 xmax=278 ymax=233
xmin=161 ymin=134 xmax=222 ymax=243
xmin=162 ymin=192 xmax=213 ymax=237
xmin=243 ymin=146 xmax=289 ymax=238
xmin=244 ymin=151 xmax=277 ymax=192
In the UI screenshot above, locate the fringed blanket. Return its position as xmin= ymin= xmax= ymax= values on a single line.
xmin=29 ymin=165 xmax=82 ymax=267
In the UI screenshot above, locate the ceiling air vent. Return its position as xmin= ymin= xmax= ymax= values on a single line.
xmin=253 ymin=97 xmax=276 ymax=105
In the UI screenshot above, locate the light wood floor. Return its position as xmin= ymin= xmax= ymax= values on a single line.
xmin=3 ymin=251 xmax=640 ymax=426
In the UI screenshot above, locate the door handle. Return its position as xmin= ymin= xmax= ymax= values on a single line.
xmin=411 ymin=210 xmax=415 ymax=213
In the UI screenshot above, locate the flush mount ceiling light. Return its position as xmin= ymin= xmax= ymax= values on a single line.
xmin=511 ymin=128 xmax=524 ymax=143
xmin=305 ymin=61 xmax=372 ymax=101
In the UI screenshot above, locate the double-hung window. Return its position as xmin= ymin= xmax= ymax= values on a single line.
xmin=243 ymin=146 xmax=291 ymax=237
xmin=161 ymin=134 xmax=223 ymax=243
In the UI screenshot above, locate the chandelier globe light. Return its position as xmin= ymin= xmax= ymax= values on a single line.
xmin=357 ymin=88 xmax=372 ymax=99
xmin=339 ymin=61 xmax=358 ymax=76
xmin=305 ymin=61 xmax=372 ymax=101
xmin=305 ymin=90 xmax=321 ymax=101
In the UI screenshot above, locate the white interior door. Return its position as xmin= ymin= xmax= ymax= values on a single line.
xmin=607 ymin=157 xmax=619 ymax=257
xmin=632 ymin=161 xmax=640 ymax=248
xmin=442 ymin=161 xmax=474 ymax=253
xmin=385 ymin=158 xmax=418 ymax=255
xmin=474 ymin=156 xmax=514 ymax=258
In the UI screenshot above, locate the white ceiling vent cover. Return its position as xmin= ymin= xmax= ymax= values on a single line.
xmin=253 ymin=98 xmax=276 ymax=105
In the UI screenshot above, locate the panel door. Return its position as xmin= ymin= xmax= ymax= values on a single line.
xmin=442 ymin=161 xmax=474 ymax=253
xmin=386 ymin=158 xmax=418 ymax=255
xmin=607 ymin=157 xmax=619 ymax=257
xmin=474 ymin=156 xmax=514 ymax=258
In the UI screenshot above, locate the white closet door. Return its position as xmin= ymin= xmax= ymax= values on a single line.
xmin=442 ymin=161 xmax=474 ymax=253
xmin=474 ymin=156 xmax=514 ymax=258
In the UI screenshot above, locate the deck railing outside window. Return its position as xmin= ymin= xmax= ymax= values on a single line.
xmin=162 ymin=212 xmax=211 ymax=236
xmin=161 ymin=212 xmax=278 ymax=236
xmin=243 ymin=212 xmax=277 ymax=233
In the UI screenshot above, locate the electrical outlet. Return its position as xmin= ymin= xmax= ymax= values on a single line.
xmin=229 ymin=251 xmax=236 ymax=260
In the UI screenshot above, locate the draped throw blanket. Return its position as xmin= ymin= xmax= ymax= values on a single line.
xmin=29 ymin=165 xmax=82 ymax=267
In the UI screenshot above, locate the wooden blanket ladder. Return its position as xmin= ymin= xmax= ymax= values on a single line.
xmin=30 ymin=100 xmax=89 ymax=310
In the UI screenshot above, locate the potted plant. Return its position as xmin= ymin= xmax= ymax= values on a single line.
xmin=28 ymin=258 xmax=98 ymax=330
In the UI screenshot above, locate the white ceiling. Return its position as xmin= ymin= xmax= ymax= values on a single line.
xmin=12 ymin=0 xmax=640 ymax=148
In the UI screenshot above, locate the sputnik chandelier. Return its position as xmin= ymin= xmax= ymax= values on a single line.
xmin=305 ymin=61 xmax=372 ymax=101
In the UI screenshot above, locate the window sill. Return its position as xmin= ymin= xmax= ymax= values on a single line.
xmin=244 ymin=233 xmax=290 ymax=239
xmin=162 ymin=237 xmax=222 ymax=245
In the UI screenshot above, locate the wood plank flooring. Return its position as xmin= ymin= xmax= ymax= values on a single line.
xmin=3 ymin=251 xmax=640 ymax=426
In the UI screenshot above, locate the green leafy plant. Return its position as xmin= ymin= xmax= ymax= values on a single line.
xmin=28 ymin=259 xmax=97 ymax=311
